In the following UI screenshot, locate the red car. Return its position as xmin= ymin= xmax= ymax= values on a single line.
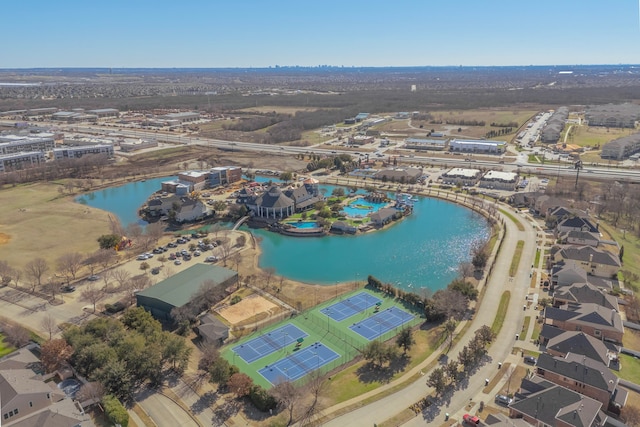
xmin=463 ymin=414 xmax=480 ymax=425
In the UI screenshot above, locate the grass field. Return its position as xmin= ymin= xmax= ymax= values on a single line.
xmin=499 ymin=209 xmax=525 ymax=231
xmin=0 ymin=334 xmax=15 ymax=358
xmin=0 ymin=182 xmax=112 ymax=271
xmin=509 ymin=240 xmax=525 ymax=277
xmin=519 ymin=317 xmax=530 ymax=341
xmin=570 ymin=125 xmax=630 ymax=148
xmin=221 ymin=288 xmax=423 ymax=389
xmin=491 ymin=291 xmax=511 ymax=335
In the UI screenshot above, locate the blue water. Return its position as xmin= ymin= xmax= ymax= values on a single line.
xmin=342 ymin=198 xmax=388 ymax=217
xmin=286 ymin=221 xmax=320 ymax=229
xmin=251 ymin=196 xmax=489 ymax=292
xmin=75 ymin=176 xmax=175 ymax=226
xmin=76 ymin=178 xmax=490 ymax=292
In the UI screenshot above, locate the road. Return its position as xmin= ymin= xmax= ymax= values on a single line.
xmin=136 ymin=388 xmax=198 ymax=427
xmin=321 ymin=205 xmax=537 ymax=426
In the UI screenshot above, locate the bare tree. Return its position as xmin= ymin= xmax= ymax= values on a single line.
xmin=94 ymin=249 xmax=117 ymax=271
xmin=24 ymin=258 xmax=49 ymax=290
xmin=56 ymin=252 xmax=84 ymax=282
xmin=433 ymin=289 xmax=469 ymax=321
xmin=145 ymin=222 xmax=165 ymax=243
xmin=232 ymin=253 xmax=242 ymax=274
xmin=40 ymin=314 xmax=58 ymax=340
xmin=76 ymin=382 xmax=105 ymax=405
xmin=108 ymin=214 xmax=125 ymax=237
xmin=126 ymin=223 xmax=144 ymax=245
xmin=111 ymin=269 xmax=131 ymax=291
xmin=101 ymin=270 xmax=114 ymax=293
xmin=269 ymin=381 xmax=302 ymax=426
xmin=4 ymin=324 xmax=31 ymax=348
xmin=263 ymin=267 xmax=276 ymax=289
xmin=458 ymin=262 xmax=474 ymax=280
xmin=298 ymin=373 xmax=328 ymax=426
xmin=80 ymin=284 xmax=105 ymax=313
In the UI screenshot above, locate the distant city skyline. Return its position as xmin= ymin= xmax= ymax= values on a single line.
xmin=2 ymin=0 xmax=639 ymax=68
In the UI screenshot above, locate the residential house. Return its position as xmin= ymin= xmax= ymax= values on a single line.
xmin=543 ymin=330 xmax=619 ymax=368
xmin=535 ymin=353 xmax=627 ymax=409
xmin=551 ymin=246 xmax=621 ymax=278
xmin=509 ymin=377 xmax=605 ymax=427
xmin=553 ymin=282 xmax=619 ymax=311
xmin=556 ymin=216 xmax=599 ymax=235
xmin=370 ymin=208 xmax=398 ymax=227
xmin=559 ymin=230 xmax=600 ymax=247
xmin=551 ymin=261 xmax=588 ymax=289
xmin=0 ymin=369 xmax=93 ymax=427
xmin=543 ymin=303 xmax=624 ymax=343
xmin=330 ymin=221 xmax=357 ymax=234
xmin=176 ymin=198 xmax=210 ymax=223
xmin=196 ymin=313 xmax=229 ymax=346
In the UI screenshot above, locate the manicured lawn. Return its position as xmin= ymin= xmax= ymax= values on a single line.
xmin=491 ymin=291 xmax=511 ymax=335
xmin=531 ymin=319 xmax=543 ymax=342
xmin=509 ymin=240 xmax=525 ymax=277
xmin=499 ymin=209 xmax=525 ymax=231
xmin=519 ymin=317 xmax=530 ymax=341
xmin=0 ymin=335 xmax=15 ymax=358
xmin=615 ymin=354 xmax=640 ymax=384
xmin=534 ymin=248 xmax=541 ymax=267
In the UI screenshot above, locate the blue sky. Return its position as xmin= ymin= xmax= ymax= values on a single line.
xmin=2 ymin=0 xmax=639 ymax=68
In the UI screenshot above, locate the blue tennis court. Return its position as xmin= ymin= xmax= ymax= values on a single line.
xmin=320 ymin=292 xmax=382 ymax=322
xmin=259 ymin=342 xmax=340 ymax=385
xmin=349 ymin=306 xmax=415 ymax=340
xmin=232 ymin=323 xmax=308 ymax=363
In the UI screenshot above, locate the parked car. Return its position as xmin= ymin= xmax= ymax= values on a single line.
xmin=524 ymin=356 xmax=537 ymax=365
xmin=168 ymin=253 xmax=177 ymax=260
xmin=463 ymin=414 xmax=480 ymax=425
xmin=495 ymin=395 xmax=513 ymax=406
xmin=174 ymin=260 xmax=182 ymax=265
xmin=87 ymin=275 xmax=100 ymax=281
xmin=194 ymin=251 xmax=201 ymax=257
xmin=137 ymin=254 xmax=149 ymax=261
xmin=151 ymin=267 xmax=161 ymax=275
xmin=205 ymin=256 xmax=218 ymax=262
xmin=167 ymin=242 xmax=177 ymax=248
xmin=61 ymin=285 xmax=76 ymax=293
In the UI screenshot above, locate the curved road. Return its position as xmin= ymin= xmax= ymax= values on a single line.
xmin=322 ymin=206 xmax=537 ymax=426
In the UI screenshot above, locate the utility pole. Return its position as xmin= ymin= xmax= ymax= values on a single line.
xmin=574 ymin=160 xmax=582 ymax=190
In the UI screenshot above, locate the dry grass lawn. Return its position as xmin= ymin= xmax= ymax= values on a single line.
xmin=0 ymin=182 xmax=112 ymax=271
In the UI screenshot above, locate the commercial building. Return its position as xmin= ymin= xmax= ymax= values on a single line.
xmin=208 ymin=166 xmax=242 ymax=187
xmin=586 ymin=103 xmax=640 ymax=128
xmin=24 ymin=107 xmax=58 ymax=116
xmin=51 ymin=111 xmax=98 ymax=122
xmin=449 ymin=139 xmax=506 ymax=154
xmin=0 ymin=151 xmax=45 ymax=172
xmin=404 ymin=138 xmax=447 ymax=151
xmin=374 ymin=167 xmax=423 ymax=183
xmin=161 ymin=166 xmax=242 ymax=195
xmin=478 ymin=170 xmax=519 ymax=190
xmin=600 ymin=133 xmax=640 ymax=160
xmin=136 ymin=263 xmax=237 ymax=322
xmin=159 ymin=111 xmax=200 ymax=123
xmin=540 ymin=107 xmax=569 ymax=144
xmin=86 ymin=108 xmax=119 ymax=118
xmin=119 ymin=138 xmax=159 ymax=152
xmin=348 ymin=135 xmax=374 ymax=145
xmin=441 ymin=168 xmax=482 ymax=186
xmin=0 ymin=136 xmax=55 ymax=155
xmin=53 ymin=144 xmax=114 ymax=160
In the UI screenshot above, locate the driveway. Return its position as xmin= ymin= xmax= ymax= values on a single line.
xmin=136 ymin=388 xmax=198 ymax=427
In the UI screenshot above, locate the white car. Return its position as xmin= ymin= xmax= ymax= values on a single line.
xmin=137 ymin=254 xmax=149 ymax=261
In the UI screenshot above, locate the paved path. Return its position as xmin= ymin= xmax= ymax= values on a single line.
xmin=321 ymin=206 xmax=537 ymax=426
xmin=136 ymin=388 xmax=198 ymax=427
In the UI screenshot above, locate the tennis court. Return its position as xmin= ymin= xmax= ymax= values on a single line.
xmin=320 ymin=292 xmax=382 ymax=322
xmin=259 ymin=342 xmax=340 ymax=385
xmin=232 ymin=323 xmax=308 ymax=363
xmin=349 ymin=306 xmax=415 ymax=340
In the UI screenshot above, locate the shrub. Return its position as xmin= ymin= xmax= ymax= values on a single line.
xmin=249 ymin=384 xmax=277 ymax=412
xmin=230 ymin=295 xmax=242 ymax=305
xmin=102 ymin=395 xmax=129 ymax=427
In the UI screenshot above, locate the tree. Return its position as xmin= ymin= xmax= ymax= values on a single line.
xmin=40 ymin=314 xmax=58 ymax=340
xmin=396 ymin=327 xmax=415 ymax=355
xmin=41 ymin=338 xmax=73 ymax=373
xmin=140 ymin=261 xmax=150 ymax=274
xmin=57 ymin=252 xmax=84 ymax=282
xmin=361 ymin=340 xmax=395 ymax=367
xmin=458 ymin=262 xmax=474 ymax=280
xmin=270 ymin=381 xmax=302 ymax=426
xmin=250 ymin=384 xmax=277 ymax=412
xmin=448 ymin=279 xmax=478 ymax=301
xmin=227 ymin=372 xmax=254 ymax=398
xmin=97 ymin=234 xmax=121 ymax=250
xmin=24 ymin=257 xmax=49 ymax=289
xmin=474 ymin=325 xmax=495 ymax=347
xmin=94 ymin=249 xmax=117 ymax=270
xmin=81 ymin=284 xmax=105 ymax=313
xmin=111 ymin=269 xmax=131 ymax=291
xmin=76 ymin=382 xmax=104 ymax=405
xmin=4 ymin=324 xmax=30 ymax=348
xmin=279 ymin=171 xmax=293 ymax=183
xmin=471 ymin=240 xmax=489 ymax=270
xmin=433 ymin=288 xmax=469 ymax=321
xmin=621 ymin=405 xmax=640 ymax=427
xmin=426 ymin=367 xmax=447 ymax=396
xmin=443 ymin=318 xmax=457 ymax=350
xmin=209 ymin=356 xmax=234 ymax=385
xmin=102 ymin=394 xmax=129 ymax=427
xmin=445 ymin=360 xmax=460 ymax=385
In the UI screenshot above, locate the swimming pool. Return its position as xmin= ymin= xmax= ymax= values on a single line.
xmin=342 ymin=198 xmax=388 ymax=218
xmin=285 ymin=221 xmax=320 ymax=229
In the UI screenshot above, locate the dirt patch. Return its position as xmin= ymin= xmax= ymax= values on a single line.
xmin=0 ymin=233 xmax=10 ymax=245
xmin=217 ymin=294 xmax=278 ymax=325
